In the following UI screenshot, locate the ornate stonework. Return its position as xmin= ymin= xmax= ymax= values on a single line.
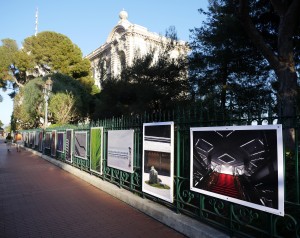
xmin=85 ymin=10 xmax=187 ymax=89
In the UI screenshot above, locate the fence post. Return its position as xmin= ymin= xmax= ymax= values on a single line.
xmin=176 ymin=123 xmax=180 ymax=213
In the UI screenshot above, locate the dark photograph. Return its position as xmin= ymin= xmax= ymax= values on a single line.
xmin=190 ymin=125 xmax=284 ymax=216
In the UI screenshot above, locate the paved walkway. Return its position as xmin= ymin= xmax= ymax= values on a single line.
xmin=0 ymin=138 xmax=186 ymax=238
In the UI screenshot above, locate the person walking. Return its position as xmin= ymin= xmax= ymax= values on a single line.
xmin=14 ymin=131 xmax=23 ymax=152
xmin=6 ymin=133 xmax=13 ymax=152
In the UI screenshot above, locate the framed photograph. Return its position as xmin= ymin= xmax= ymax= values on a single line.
xmin=142 ymin=122 xmax=174 ymax=203
xmin=38 ymin=131 xmax=43 ymax=152
xmin=107 ymin=130 xmax=134 ymax=173
xmin=74 ymin=131 xmax=87 ymax=160
xmin=90 ymin=127 xmax=103 ymax=174
xmin=51 ymin=130 xmax=56 ymax=157
xmin=30 ymin=131 xmax=35 ymax=148
xmin=35 ymin=131 xmax=39 ymax=147
xmin=57 ymin=132 xmax=65 ymax=153
xmin=65 ymin=129 xmax=73 ymax=163
xmin=24 ymin=132 xmax=29 ymax=146
xmin=44 ymin=132 xmax=51 ymax=149
xmin=190 ymin=125 xmax=284 ymax=216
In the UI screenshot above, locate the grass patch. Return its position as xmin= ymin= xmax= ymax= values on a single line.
xmin=145 ymin=181 xmax=170 ymax=189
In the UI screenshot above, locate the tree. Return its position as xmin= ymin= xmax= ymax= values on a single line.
xmin=238 ymin=0 xmax=300 ymax=146
xmin=0 ymin=39 xmax=34 ymax=96
xmin=0 ymin=39 xmax=20 ymax=99
xmin=49 ymin=92 xmax=79 ymax=125
xmin=13 ymin=78 xmax=45 ymax=129
xmin=189 ymin=1 xmax=274 ymax=118
xmin=13 ymin=73 xmax=92 ymax=129
xmin=22 ymin=32 xmax=87 ymax=76
xmin=49 ymin=73 xmax=91 ymax=124
xmin=1 ymin=32 xmax=95 ymax=100
xmin=0 ymin=39 xmax=18 ymax=82
xmin=0 ymin=120 xmax=3 ymax=128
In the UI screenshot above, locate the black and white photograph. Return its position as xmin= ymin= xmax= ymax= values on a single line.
xmin=74 ymin=131 xmax=87 ymax=160
xmin=65 ymin=129 xmax=73 ymax=163
xmin=190 ymin=125 xmax=284 ymax=216
xmin=44 ymin=132 xmax=51 ymax=149
xmin=57 ymin=132 xmax=64 ymax=153
xmin=51 ymin=130 xmax=56 ymax=157
xmin=38 ymin=131 xmax=43 ymax=152
xmin=107 ymin=130 xmax=134 ymax=173
xmin=142 ymin=122 xmax=174 ymax=203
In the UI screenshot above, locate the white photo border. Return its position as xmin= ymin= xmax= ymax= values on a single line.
xmin=142 ymin=121 xmax=174 ymax=203
xmin=74 ymin=131 xmax=88 ymax=160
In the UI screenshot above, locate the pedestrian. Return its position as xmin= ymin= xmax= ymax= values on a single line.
xmin=6 ymin=133 xmax=13 ymax=152
xmin=14 ymin=131 xmax=23 ymax=152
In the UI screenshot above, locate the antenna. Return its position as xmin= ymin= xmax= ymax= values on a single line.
xmin=35 ymin=7 xmax=38 ymax=36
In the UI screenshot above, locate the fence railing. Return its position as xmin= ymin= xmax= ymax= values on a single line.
xmin=21 ymin=108 xmax=300 ymax=237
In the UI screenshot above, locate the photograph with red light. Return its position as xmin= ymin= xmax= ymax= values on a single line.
xmin=190 ymin=125 xmax=284 ymax=216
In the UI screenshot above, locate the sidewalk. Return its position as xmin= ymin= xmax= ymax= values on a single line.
xmin=0 ymin=139 xmax=186 ymax=238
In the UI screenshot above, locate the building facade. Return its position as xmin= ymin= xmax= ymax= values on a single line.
xmin=85 ymin=10 xmax=188 ymax=89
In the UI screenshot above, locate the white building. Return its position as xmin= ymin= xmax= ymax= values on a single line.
xmin=85 ymin=10 xmax=188 ymax=89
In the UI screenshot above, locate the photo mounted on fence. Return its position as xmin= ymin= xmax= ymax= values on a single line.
xmin=38 ymin=131 xmax=43 ymax=152
xmin=65 ymin=129 xmax=73 ymax=163
xmin=30 ymin=131 xmax=35 ymax=148
xmin=35 ymin=132 xmax=39 ymax=148
xmin=51 ymin=130 xmax=56 ymax=157
xmin=142 ymin=122 xmax=174 ymax=203
xmin=190 ymin=125 xmax=284 ymax=216
xmin=107 ymin=130 xmax=134 ymax=173
xmin=74 ymin=131 xmax=88 ymax=160
xmin=45 ymin=132 xmax=51 ymax=149
xmin=57 ymin=132 xmax=65 ymax=153
xmin=90 ymin=127 xmax=103 ymax=174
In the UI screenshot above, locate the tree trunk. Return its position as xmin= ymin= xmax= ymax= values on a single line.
xmin=277 ymin=62 xmax=298 ymax=150
xmin=238 ymin=0 xmax=299 ymax=149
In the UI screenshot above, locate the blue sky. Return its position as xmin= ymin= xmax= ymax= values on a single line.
xmin=0 ymin=0 xmax=208 ymax=127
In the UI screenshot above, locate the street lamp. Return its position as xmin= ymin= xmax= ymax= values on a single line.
xmin=43 ymin=77 xmax=53 ymax=129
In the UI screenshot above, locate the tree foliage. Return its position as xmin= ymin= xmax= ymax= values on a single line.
xmin=13 ymin=73 xmax=92 ymax=129
xmin=49 ymin=92 xmax=79 ymax=125
xmin=0 ymin=39 xmax=18 ymax=79
xmin=49 ymin=73 xmax=90 ymax=124
xmin=189 ymin=0 xmax=275 ymax=117
xmin=13 ymin=78 xmax=44 ymax=129
xmin=0 ymin=31 xmax=97 ymax=104
xmin=0 ymin=39 xmax=19 ymax=90
xmin=22 ymin=32 xmax=90 ymax=78
xmin=237 ymin=0 xmax=300 ymax=147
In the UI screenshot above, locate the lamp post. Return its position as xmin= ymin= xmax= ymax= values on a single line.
xmin=43 ymin=77 xmax=53 ymax=129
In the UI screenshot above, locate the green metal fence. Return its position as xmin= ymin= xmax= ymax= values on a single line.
xmin=21 ymin=107 xmax=300 ymax=237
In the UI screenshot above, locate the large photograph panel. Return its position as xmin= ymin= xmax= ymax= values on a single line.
xmin=74 ymin=131 xmax=87 ymax=160
xmin=142 ymin=122 xmax=174 ymax=203
xmin=107 ymin=130 xmax=134 ymax=173
xmin=190 ymin=125 xmax=284 ymax=216
xmin=65 ymin=129 xmax=73 ymax=163
xmin=90 ymin=127 xmax=103 ymax=174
